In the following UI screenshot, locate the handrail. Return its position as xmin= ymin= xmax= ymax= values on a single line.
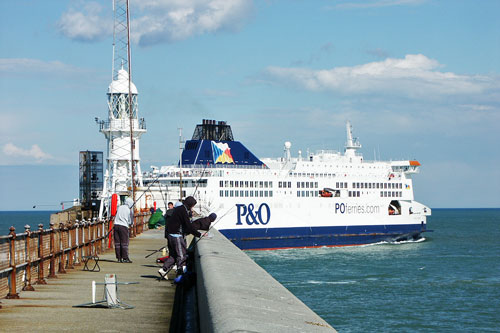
xmin=0 ymin=212 xmax=151 ymax=301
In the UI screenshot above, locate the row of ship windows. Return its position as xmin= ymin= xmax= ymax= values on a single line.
xmin=220 ymin=190 xmax=273 ymax=197
xmin=348 ymin=191 xmax=403 ymax=197
xmin=218 ymin=189 xmax=403 ymax=198
xmin=296 ymin=182 xmax=318 ymax=189
xmin=220 ymin=180 xmax=273 ymax=188
xmin=337 ymin=182 xmax=403 ymax=189
xmin=219 ymin=180 xmax=402 ymax=190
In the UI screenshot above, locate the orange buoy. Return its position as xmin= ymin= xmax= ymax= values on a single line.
xmin=111 ymin=193 xmax=118 ymax=217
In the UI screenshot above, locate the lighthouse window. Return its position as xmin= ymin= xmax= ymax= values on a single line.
xmin=219 ymin=180 xmax=223 ymax=187
xmin=249 ymin=190 xmax=253 ymax=197
xmin=235 ymin=191 xmax=239 ymax=197
xmin=234 ymin=181 xmax=238 ymax=188
xmin=349 ymin=191 xmax=352 ymax=197
xmin=270 ymin=181 xmax=273 ymax=187
xmin=259 ymin=181 xmax=263 ymax=188
xmin=287 ymin=181 xmax=291 ymax=188
xmin=270 ymin=191 xmax=273 ymax=197
xmin=264 ymin=181 xmax=269 ymax=188
xmin=245 ymin=181 xmax=249 ymax=187
xmin=264 ymin=191 xmax=268 ymax=197
xmin=279 ymin=181 xmax=282 ymax=188
xmin=225 ymin=190 xmax=229 ymax=197
xmin=376 ymin=183 xmax=379 ymax=189
xmin=230 ymin=181 xmax=234 ymax=187
xmin=220 ymin=190 xmax=223 ymax=197
xmin=380 ymin=191 xmax=383 ymax=197
xmin=249 ymin=181 xmax=253 ymax=188
xmin=306 ymin=182 xmax=310 ymax=188
xmin=297 ymin=191 xmax=300 ymax=197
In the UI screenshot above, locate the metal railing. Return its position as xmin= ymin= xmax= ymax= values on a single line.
xmin=0 ymin=212 xmax=151 ymax=301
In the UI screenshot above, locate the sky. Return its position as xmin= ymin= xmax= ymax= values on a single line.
xmin=1 ymin=0 xmax=499 ymax=210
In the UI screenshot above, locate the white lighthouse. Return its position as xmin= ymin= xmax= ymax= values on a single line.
xmin=98 ymin=67 xmax=146 ymax=217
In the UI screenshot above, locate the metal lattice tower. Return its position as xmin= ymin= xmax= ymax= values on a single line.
xmin=112 ymin=0 xmax=129 ymax=81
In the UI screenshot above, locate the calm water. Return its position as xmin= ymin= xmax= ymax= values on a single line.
xmin=248 ymin=209 xmax=500 ymax=332
xmin=0 ymin=211 xmax=55 ymax=234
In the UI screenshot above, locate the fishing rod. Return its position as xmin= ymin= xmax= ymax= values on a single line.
xmin=191 ymin=163 xmax=209 ymax=197
xmin=145 ymin=245 xmax=166 ymax=258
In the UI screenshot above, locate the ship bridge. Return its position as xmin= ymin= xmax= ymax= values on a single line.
xmin=391 ymin=160 xmax=421 ymax=174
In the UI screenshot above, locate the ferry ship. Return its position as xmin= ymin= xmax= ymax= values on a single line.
xmin=141 ymin=119 xmax=431 ymax=250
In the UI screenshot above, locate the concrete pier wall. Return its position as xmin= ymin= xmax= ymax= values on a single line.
xmin=195 ymin=229 xmax=336 ymax=332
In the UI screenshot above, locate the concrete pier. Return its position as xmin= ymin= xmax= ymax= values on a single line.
xmin=0 ymin=229 xmax=175 ymax=332
xmin=195 ymin=229 xmax=336 ymax=332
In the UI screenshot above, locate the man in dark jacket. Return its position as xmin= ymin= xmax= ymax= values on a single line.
xmin=159 ymin=196 xmax=199 ymax=279
xmin=190 ymin=213 xmax=217 ymax=231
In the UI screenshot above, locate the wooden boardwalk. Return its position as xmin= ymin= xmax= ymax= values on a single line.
xmin=0 ymin=228 xmax=176 ymax=332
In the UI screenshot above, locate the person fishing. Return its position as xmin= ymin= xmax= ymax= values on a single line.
xmin=190 ymin=213 xmax=217 ymax=231
xmin=114 ymin=197 xmax=134 ymax=263
xmin=158 ymin=196 xmax=201 ymax=279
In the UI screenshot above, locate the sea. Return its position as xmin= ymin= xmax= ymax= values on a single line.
xmin=247 ymin=208 xmax=500 ymax=332
xmin=0 ymin=211 xmax=56 ymax=234
xmin=1 ymin=208 xmax=499 ymax=331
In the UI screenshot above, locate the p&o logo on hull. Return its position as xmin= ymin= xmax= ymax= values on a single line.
xmin=236 ymin=203 xmax=271 ymax=225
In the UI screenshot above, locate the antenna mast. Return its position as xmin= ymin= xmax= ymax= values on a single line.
xmin=125 ymin=0 xmax=136 ymax=207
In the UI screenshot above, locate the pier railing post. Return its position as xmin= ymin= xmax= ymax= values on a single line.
xmin=57 ymin=223 xmax=66 ymax=274
xmin=74 ymin=221 xmax=82 ymax=266
xmin=48 ymin=222 xmax=57 ymax=279
xmin=67 ymin=223 xmax=75 ymax=269
xmin=22 ymin=225 xmax=35 ymax=291
xmin=6 ymin=227 xmax=19 ymax=299
xmin=37 ymin=224 xmax=47 ymax=285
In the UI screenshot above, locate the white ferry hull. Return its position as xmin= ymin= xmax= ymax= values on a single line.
xmin=208 ymin=197 xmax=429 ymax=250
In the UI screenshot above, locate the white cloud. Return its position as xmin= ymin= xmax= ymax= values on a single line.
xmin=265 ymin=54 xmax=495 ymax=98
xmin=0 ymin=58 xmax=85 ymax=76
xmin=57 ymin=2 xmax=111 ymax=42
xmin=57 ymin=0 xmax=254 ymax=45
xmin=3 ymin=143 xmax=53 ymax=163
xmin=132 ymin=0 xmax=254 ymax=45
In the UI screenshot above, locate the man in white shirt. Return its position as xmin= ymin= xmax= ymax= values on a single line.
xmin=114 ymin=198 xmax=134 ymax=263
